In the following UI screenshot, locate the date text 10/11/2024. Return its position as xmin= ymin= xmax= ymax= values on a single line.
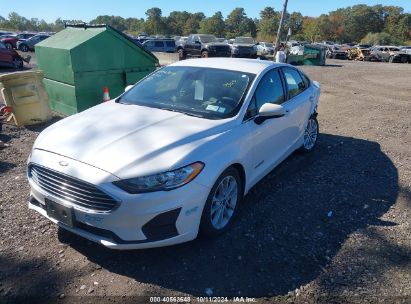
xmin=149 ymin=296 xmax=257 ymax=302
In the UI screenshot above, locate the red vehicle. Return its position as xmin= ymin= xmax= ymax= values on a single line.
xmin=1 ymin=33 xmax=36 ymax=49
xmin=0 ymin=42 xmax=30 ymax=69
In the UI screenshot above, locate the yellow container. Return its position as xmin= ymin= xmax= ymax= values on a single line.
xmin=0 ymin=71 xmax=52 ymax=126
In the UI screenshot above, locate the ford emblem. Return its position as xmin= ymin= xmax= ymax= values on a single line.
xmin=59 ymin=161 xmax=68 ymax=167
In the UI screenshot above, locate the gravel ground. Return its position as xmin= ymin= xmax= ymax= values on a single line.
xmin=0 ymin=59 xmax=410 ymax=304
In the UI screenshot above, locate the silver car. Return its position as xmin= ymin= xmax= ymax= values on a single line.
xmin=370 ymin=46 xmax=400 ymax=62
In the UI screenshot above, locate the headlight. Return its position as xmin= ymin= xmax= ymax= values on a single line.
xmin=113 ymin=162 xmax=204 ymax=194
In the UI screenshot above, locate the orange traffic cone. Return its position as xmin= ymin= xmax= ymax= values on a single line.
xmin=103 ymin=86 xmax=110 ymax=102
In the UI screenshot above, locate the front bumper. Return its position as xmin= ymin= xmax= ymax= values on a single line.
xmin=27 ymin=149 xmax=210 ymax=249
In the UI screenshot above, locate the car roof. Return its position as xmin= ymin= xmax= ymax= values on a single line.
xmin=169 ymin=58 xmax=285 ymax=74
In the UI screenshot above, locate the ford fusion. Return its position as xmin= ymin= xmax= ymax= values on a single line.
xmin=27 ymin=58 xmax=320 ymax=249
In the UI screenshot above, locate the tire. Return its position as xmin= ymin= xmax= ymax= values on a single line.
xmin=5 ymin=43 xmax=12 ymax=50
xmin=20 ymin=44 xmax=29 ymax=52
xmin=178 ymin=48 xmax=186 ymax=60
xmin=200 ymin=167 xmax=243 ymax=238
xmin=12 ymin=58 xmax=23 ymax=69
xmin=201 ymin=50 xmax=209 ymax=58
xmin=300 ymin=116 xmax=319 ymax=153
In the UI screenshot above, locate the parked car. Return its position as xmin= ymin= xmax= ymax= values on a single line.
xmin=178 ymin=34 xmax=231 ymax=59
xmin=216 ymin=38 xmax=228 ymax=43
xmin=142 ymin=39 xmax=176 ymax=53
xmin=369 ymin=46 xmax=400 ymax=62
xmin=27 ymin=58 xmax=321 ymax=249
xmin=1 ymin=33 xmax=36 ymax=49
xmin=256 ymin=42 xmax=275 ymax=56
xmin=231 ymin=37 xmax=257 ymax=58
xmin=0 ymin=31 xmax=14 ymax=38
xmin=17 ymin=34 xmax=50 ymax=52
xmin=388 ymin=52 xmax=411 ymax=63
xmin=399 ymin=46 xmax=411 ymax=55
xmin=326 ymin=45 xmax=347 ymax=60
xmin=0 ymin=42 xmax=30 ymax=69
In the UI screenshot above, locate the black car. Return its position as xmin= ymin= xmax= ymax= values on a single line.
xmin=230 ymin=37 xmax=257 ymax=58
xmin=178 ymin=34 xmax=231 ymax=59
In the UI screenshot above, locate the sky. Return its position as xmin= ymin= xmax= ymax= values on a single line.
xmin=1 ymin=0 xmax=411 ymax=23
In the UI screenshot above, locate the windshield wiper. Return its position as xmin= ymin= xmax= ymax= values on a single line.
xmin=161 ymin=107 xmax=205 ymax=118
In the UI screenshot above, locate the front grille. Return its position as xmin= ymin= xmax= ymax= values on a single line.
xmin=214 ymin=45 xmax=230 ymax=52
xmin=29 ymin=165 xmax=118 ymax=212
xmin=238 ymin=46 xmax=252 ymax=52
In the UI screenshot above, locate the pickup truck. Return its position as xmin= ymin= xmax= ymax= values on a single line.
xmin=177 ymin=34 xmax=231 ymax=60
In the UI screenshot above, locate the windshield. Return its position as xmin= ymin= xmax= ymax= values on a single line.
xmin=235 ymin=37 xmax=255 ymax=44
xmin=118 ymin=66 xmax=255 ymax=119
xmin=199 ymin=35 xmax=217 ymax=43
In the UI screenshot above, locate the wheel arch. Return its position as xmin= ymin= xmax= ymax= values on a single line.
xmin=229 ymin=163 xmax=246 ymax=196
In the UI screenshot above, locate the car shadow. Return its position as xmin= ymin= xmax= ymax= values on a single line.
xmin=324 ymin=64 xmax=343 ymax=67
xmin=59 ymin=133 xmax=398 ymax=297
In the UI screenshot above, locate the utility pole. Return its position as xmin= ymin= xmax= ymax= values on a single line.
xmin=273 ymin=0 xmax=289 ymax=59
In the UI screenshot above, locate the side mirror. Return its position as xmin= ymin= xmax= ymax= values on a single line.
xmin=254 ymin=103 xmax=286 ymax=124
xmin=125 ymin=85 xmax=133 ymax=92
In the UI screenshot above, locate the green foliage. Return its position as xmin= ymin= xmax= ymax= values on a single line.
xmin=0 ymin=4 xmax=409 ymax=44
xmin=257 ymin=7 xmax=280 ymax=42
xmin=199 ymin=12 xmax=225 ymax=37
xmin=361 ymin=32 xmax=402 ymax=45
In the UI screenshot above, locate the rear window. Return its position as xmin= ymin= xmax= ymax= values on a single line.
xmin=165 ymin=40 xmax=175 ymax=47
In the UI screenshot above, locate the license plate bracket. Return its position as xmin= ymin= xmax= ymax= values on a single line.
xmin=45 ymin=199 xmax=75 ymax=227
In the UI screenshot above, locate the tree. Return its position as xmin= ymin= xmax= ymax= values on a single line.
xmin=144 ymin=7 xmax=165 ymax=35
xmin=90 ymin=15 xmax=127 ymax=32
xmin=343 ymin=5 xmax=384 ymax=42
xmin=287 ymin=12 xmax=304 ymax=38
xmin=302 ymin=17 xmax=319 ymax=42
xmin=167 ymin=11 xmax=192 ymax=36
xmin=361 ymin=32 xmax=402 ymax=45
xmin=257 ymin=7 xmax=280 ymax=41
xmin=199 ymin=12 xmax=225 ymax=37
xmin=182 ymin=13 xmax=204 ymax=35
xmin=225 ymin=8 xmax=247 ymax=38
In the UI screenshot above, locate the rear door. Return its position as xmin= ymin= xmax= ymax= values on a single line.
xmin=184 ymin=35 xmax=196 ymax=56
xmin=280 ymin=66 xmax=313 ymax=147
xmin=153 ymin=40 xmax=165 ymax=52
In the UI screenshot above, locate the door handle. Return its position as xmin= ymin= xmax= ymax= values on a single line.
xmin=309 ymin=96 xmax=315 ymax=102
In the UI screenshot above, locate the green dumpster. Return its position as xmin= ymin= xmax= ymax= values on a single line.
xmin=303 ymin=44 xmax=326 ymax=66
xmin=36 ymin=24 xmax=159 ymax=115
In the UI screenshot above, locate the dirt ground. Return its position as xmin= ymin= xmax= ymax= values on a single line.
xmin=0 ymin=59 xmax=410 ymax=304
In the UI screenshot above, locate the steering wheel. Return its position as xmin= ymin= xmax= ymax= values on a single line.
xmin=217 ymin=97 xmax=237 ymax=108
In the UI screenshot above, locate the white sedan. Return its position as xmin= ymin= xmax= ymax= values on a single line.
xmin=27 ymin=58 xmax=320 ymax=250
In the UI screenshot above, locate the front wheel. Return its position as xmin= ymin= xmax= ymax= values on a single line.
xmin=201 ymin=50 xmax=209 ymax=58
xmin=20 ymin=44 xmax=29 ymax=52
xmin=300 ymin=116 xmax=319 ymax=153
xmin=12 ymin=58 xmax=23 ymax=69
xmin=178 ymin=48 xmax=186 ymax=60
xmin=200 ymin=167 xmax=242 ymax=237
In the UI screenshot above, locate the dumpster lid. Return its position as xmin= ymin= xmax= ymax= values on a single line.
xmin=63 ymin=23 xmax=158 ymax=63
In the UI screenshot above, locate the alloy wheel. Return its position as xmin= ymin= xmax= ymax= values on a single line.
xmin=210 ymin=175 xmax=238 ymax=230
xmin=303 ymin=118 xmax=318 ymax=150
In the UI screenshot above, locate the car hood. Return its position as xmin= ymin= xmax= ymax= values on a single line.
xmin=233 ymin=43 xmax=255 ymax=47
xmin=34 ymin=101 xmax=233 ymax=179
xmin=205 ymin=42 xmax=229 ymax=47
xmin=1 ymin=37 xmax=16 ymax=42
